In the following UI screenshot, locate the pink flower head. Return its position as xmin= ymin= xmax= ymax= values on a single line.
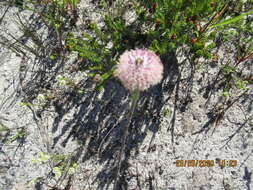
xmin=115 ymin=49 xmax=164 ymax=91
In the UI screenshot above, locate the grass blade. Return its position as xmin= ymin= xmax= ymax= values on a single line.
xmin=209 ymin=9 xmax=253 ymax=29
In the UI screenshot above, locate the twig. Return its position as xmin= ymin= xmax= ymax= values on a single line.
xmin=211 ymin=89 xmax=249 ymax=134
xmin=220 ymin=115 xmax=253 ymax=149
xmin=200 ymin=1 xmax=231 ymax=33
xmin=235 ymin=51 xmax=253 ymax=67
xmin=98 ymin=124 xmax=118 ymax=157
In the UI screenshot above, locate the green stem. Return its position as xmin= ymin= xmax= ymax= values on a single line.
xmin=113 ymin=90 xmax=140 ymax=190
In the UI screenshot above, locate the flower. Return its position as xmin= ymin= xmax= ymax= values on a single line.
xmin=115 ymin=49 xmax=164 ymax=91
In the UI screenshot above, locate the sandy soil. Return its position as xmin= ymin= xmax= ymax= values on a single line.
xmin=0 ymin=1 xmax=252 ymax=190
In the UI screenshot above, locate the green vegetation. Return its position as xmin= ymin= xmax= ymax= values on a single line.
xmin=30 ymin=152 xmax=78 ymax=187
xmin=4 ymin=0 xmax=252 ymax=93
xmin=32 ymin=152 xmax=77 ymax=177
xmin=0 ymin=0 xmax=252 ymax=189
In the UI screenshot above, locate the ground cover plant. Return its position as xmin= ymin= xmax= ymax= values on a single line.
xmin=0 ymin=0 xmax=252 ymax=189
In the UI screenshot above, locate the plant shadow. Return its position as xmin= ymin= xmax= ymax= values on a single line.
xmin=46 ymin=52 xmax=179 ymax=189
xmin=0 ymin=8 xmax=227 ymax=189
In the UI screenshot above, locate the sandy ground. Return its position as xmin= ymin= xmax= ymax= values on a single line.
xmin=0 ymin=1 xmax=253 ymax=190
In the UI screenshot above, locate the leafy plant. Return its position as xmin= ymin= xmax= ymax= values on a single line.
xmin=0 ymin=122 xmax=9 ymax=133
xmin=65 ymin=29 xmax=116 ymax=90
xmin=7 ymin=127 xmax=28 ymax=143
xmin=163 ymin=108 xmax=172 ymax=117
xmin=32 ymin=152 xmax=78 ymax=178
xmin=32 ymin=152 xmax=51 ymax=164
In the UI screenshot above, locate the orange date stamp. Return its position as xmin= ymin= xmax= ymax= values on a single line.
xmin=176 ymin=160 xmax=237 ymax=167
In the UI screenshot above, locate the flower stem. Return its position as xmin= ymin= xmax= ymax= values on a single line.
xmin=113 ymin=90 xmax=140 ymax=190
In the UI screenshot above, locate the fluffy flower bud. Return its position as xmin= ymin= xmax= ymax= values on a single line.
xmin=115 ymin=49 xmax=164 ymax=91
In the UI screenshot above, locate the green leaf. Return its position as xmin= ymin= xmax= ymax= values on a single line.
xmin=32 ymin=152 xmax=50 ymax=163
xmin=88 ymin=65 xmax=103 ymax=71
xmin=39 ymin=152 xmax=50 ymax=162
xmin=8 ymin=128 xmax=27 ymax=143
xmin=0 ymin=123 xmax=9 ymax=133
xmin=49 ymin=54 xmax=58 ymax=60
xmin=53 ymin=167 xmax=62 ymax=177
xmin=163 ymin=108 xmax=172 ymax=117
xmin=209 ymin=9 xmax=253 ymax=29
xmin=101 ymin=72 xmax=111 ymax=80
xmin=69 ymin=163 xmax=78 ymax=174
xmin=205 ymin=42 xmax=216 ymax=50
xmin=51 ymin=154 xmax=68 ymax=163
xmin=77 ymin=89 xmax=84 ymax=95
xmin=20 ymin=102 xmax=34 ymax=107
xmin=221 ymin=91 xmax=230 ymax=97
xmin=236 ymin=79 xmax=249 ymax=91
xmin=223 ymin=65 xmax=236 ymax=74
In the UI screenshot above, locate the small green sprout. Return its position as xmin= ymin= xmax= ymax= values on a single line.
xmin=163 ymin=108 xmax=172 ymax=117
xmin=53 ymin=167 xmax=62 ymax=177
xmin=8 ymin=127 xmax=28 ymax=143
xmin=0 ymin=122 xmax=9 ymax=133
xmin=235 ymin=79 xmax=249 ymax=91
xmin=19 ymin=102 xmax=34 ymax=107
xmin=32 ymin=152 xmax=50 ymax=164
xmin=221 ymin=90 xmax=230 ymax=98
